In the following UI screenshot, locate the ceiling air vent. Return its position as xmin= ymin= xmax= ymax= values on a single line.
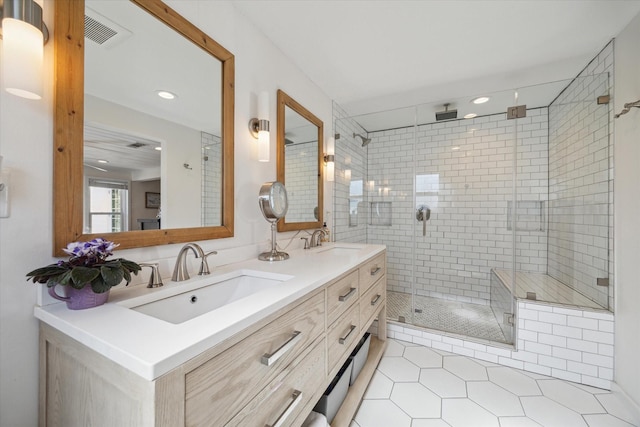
xmin=84 ymin=7 xmax=132 ymax=48
xmin=85 ymin=15 xmax=118 ymax=45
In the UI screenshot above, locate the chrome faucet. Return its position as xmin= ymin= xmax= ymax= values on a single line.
xmin=172 ymin=243 xmax=205 ymax=282
xmin=139 ymin=262 xmax=163 ymax=288
xmin=310 ymin=230 xmax=326 ymax=248
xmin=198 ymin=251 xmax=218 ymax=275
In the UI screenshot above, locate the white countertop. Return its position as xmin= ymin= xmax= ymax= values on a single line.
xmin=34 ymin=243 xmax=385 ymax=381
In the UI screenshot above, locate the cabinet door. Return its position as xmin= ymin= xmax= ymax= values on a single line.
xmin=185 ymin=291 xmax=325 ymax=426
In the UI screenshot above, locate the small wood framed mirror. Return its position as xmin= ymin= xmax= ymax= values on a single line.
xmin=276 ymin=90 xmax=323 ymax=232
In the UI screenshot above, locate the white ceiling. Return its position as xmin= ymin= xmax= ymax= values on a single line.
xmin=232 ymin=0 xmax=640 ymax=122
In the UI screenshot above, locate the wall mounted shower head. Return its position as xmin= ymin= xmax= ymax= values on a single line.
xmin=353 ymin=133 xmax=372 ymax=147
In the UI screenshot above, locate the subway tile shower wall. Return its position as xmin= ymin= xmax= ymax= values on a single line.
xmin=284 ymin=142 xmax=318 ymax=222
xmin=202 ymin=131 xmax=222 ymax=226
xmin=365 ymin=110 xmax=550 ymax=305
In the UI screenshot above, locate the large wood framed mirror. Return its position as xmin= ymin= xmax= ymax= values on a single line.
xmin=53 ymin=0 xmax=234 ymax=256
xmin=276 ymin=90 xmax=323 ymax=232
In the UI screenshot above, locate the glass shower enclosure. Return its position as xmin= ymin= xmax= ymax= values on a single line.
xmin=333 ymin=74 xmax=611 ymax=346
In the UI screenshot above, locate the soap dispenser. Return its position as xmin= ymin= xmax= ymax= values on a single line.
xmin=321 ymin=222 xmax=330 ymax=243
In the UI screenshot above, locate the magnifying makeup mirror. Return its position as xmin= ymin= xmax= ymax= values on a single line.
xmin=258 ymin=181 xmax=289 ymax=261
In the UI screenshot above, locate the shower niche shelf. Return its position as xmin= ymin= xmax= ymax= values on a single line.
xmin=507 ymin=200 xmax=545 ymax=232
xmin=369 ymin=201 xmax=392 ymax=226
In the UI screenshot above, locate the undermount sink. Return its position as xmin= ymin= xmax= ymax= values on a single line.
xmin=126 ymin=270 xmax=293 ymax=324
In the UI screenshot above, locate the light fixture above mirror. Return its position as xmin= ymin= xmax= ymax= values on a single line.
xmin=249 ymin=91 xmax=270 ymax=162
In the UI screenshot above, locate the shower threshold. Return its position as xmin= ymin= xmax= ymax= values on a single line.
xmin=387 ymin=291 xmax=509 ymax=344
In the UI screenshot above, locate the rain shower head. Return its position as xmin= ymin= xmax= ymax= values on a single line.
xmin=435 ymin=103 xmax=457 ymax=121
xmin=353 ymin=133 xmax=371 ymax=147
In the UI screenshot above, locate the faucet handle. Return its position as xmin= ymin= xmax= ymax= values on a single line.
xmin=198 ymin=251 xmax=218 ymax=275
xmin=300 ymin=237 xmax=310 ymax=250
xmin=139 ymin=262 xmax=163 ymax=288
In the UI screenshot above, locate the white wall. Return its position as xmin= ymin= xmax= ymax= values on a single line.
xmin=613 ymin=12 xmax=640 ymax=410
xmin=0 ymin=1 xmax=333 ymax=425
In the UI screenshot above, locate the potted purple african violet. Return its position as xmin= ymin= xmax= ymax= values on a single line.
xmin=26 ymin=238 xmax=141 ymax=310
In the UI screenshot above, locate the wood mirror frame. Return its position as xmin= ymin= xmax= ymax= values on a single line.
xmin=276 ymin=90 xmax=323 ymax=232
xmin=53 ymin=0 xmax=235 ymax=256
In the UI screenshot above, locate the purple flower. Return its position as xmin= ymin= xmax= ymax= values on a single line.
xmin=61 ymin=238 xmax=119 ymax=265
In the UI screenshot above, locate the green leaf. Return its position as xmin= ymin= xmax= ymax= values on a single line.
xmin=53 ymin=270 xmax=74 ymax=287
xmin=119 ymin=259 xmax=141 ymax=274
xmin=26 ymin=265 xmax=68 ymax=283
xmin=70 ymin=267 xmax=100 ymax=288
xmin=122 ymin=268 xmax=132 ymax=284
xmin=90 ymin=280 xmax=111 ymax=294
xmin=100 ymin=265 xmax=124 ymax=288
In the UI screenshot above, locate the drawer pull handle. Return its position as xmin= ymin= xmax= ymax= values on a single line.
xmin=371 ymin=266 xmax=381 ymax=276
xmin=339 ymin=324 xmax=357 ymax=344
xmin=338 ymin=287 xmax=356 ymax=302
xmin=371 ymin=294 xmax=381 ymax=306
xmin=261 ymin=331 xmax=302 ymax=366
xmin=267 ymin=390 xmax=303 ymax=427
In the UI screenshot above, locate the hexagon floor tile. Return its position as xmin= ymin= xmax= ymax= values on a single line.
xmin=353 ymin=399 xmax=412 ymax=427
xmin=419 ymin=368 xmax=467 ymax=398
xmin=467 ymin=381 xmax=524 ymax=417
xmin=443 ymin=355 xmax=488 ymax=381
xmin=390 ymin=382 xmax=441 ymax=418
xmin=352 ymin=339 xmax=640 ymax=427
xmin=377 ymin=356 xmax=420 ymax=382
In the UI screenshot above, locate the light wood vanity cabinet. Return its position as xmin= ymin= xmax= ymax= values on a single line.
xmin=39 ymin=250 xmax=387 ymax=427
xmin=185 ymin=291 xmax=326 ymax=426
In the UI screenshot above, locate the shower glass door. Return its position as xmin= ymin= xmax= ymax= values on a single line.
xmin=411 ymin=92 xmax=518 ymax=344
xmin=361 ymin=106 xmax=418 ymax=325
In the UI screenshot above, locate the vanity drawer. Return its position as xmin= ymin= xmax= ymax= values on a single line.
xmin=184 ymin=291 xmax=325 ymax=427
xmin=359 ymin=252 xmax=385 ymax=294
xmin=360 ymin=276 xmax=386 ymax=329
xmin=225 ymin=337 xmax=326 ymax=427
xmin=327 ymin=270 xmax=359 ymax=325
xmin=327 ymin=303 xmax=361 ymax=374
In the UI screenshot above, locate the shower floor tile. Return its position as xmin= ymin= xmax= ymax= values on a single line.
xmin=387 ymin=291 xmax=508 ymax=343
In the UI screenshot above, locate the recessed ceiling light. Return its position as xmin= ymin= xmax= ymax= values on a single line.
xmin=452 ymin=146 xmax=461 ymax=151
xmin=154 ymin=146 xmax=162 ymax=151
xmin=156 ymin=90 xmax=176 ymax=100
xmin=464 ymin=113 xmax=477 ymax=119
xmin=97 ymin=159 xmax=109 ymax=164
xmin=471 ymin=96 xmax=490 ymax=104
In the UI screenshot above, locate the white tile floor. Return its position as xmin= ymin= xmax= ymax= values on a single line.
xmin=351 ymin=339 xmax=639 ymax=427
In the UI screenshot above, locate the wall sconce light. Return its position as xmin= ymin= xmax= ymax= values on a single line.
xmin=324 ymin=136 xmax=335 ymax=182
xmin=249 ymin=91 xmax=270 ymax=162
xmin=0 ymin=0 xmax=49 ymax=100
